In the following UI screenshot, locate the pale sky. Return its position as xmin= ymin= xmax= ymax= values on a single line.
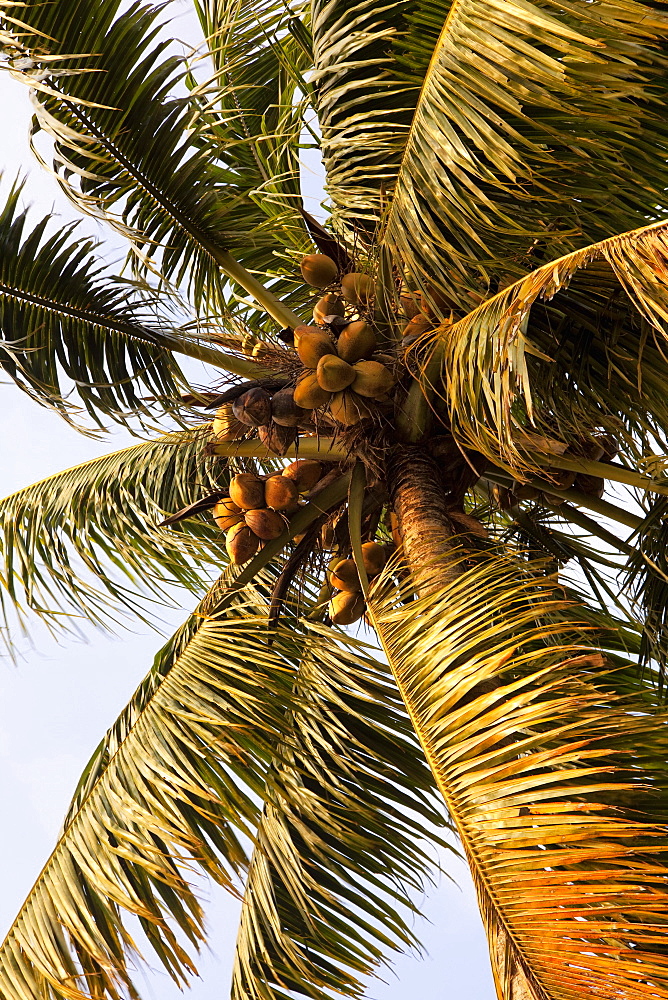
xmin=0 ymin=9 xmax=496 ymax=997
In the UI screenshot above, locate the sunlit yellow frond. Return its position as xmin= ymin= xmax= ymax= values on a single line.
xmin=411 ymin=219 xmax=668 ymax=478
xmin=367 ymin=552 xmax=668 ymax=999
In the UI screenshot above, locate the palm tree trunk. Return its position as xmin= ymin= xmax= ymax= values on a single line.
xmin=386 ymin=443 xmax=472 ymax=591
xmin=384 ymin=444 xmax=542 ymax=1000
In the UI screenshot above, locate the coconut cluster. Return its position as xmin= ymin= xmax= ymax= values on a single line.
xmin=293 ymin=323 xmax=395 ymax=427
xmin=213 ymin=460 xmax=324 ymax=564
xmin=296 ymin=254 xmax=398 ymax=427
xmin=328 ymin=542 xmax=389 ymax=625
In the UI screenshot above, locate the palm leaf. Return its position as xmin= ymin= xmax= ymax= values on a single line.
xmin=310 ymin=0 xmax=416 ymax=235
xmin=380 ymin=0 xmax=668 ymax=302
xmin=231 ymin=621 xmax=451 ymax=1000
xmin=0 ymin=181 xmax=194 ymax=428
xmin=191 ymin=0 xmax=316 ymax=334
xmin=0 ymin=426 xmax=228 ymax=637
xmin=0 ymin=570 xmax=331 ymax=1000
xmin=413 ymin=218 xmax=668 ymax=479
xmin=0 ymin=0 xmax=301 ymax=330
xmin=367 ymin=552 xmax=668 ymax=999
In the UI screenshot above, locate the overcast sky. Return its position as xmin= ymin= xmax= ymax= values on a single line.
xmin=0 ymin=10 xmax=496 ymax=997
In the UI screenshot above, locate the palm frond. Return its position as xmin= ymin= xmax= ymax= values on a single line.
xmin=623 ymin=493 xmax=668 ymax=686
xmin=381 ymin=0 xmax=668 ymax=302
xmin=414 ymin=218 xmax=668 ymax=478
xmin=0 ymin=0 xmax=300 ymax=330
xmin=191 ymin=0 xmax=316 ymax=333
xmin=367 ymin=552 xmax=668 ymax=999
xmin=0 ymin=573 xmax=332 ymax=1000
xmin=0 ymin=426 xmax=227 ymax=638
xmin=231 ymin=621 xmax=450 ymax=1000
xmin=310 ymin=0 xmax=415 ymax=235
xmin=0 ymin=181 xmax=194 ymax=428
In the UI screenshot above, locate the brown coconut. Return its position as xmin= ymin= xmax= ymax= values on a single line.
xmin=512 ymin=482 xmax=541 ymax=501
xmin=212 ymin=403 xmax=245 ymax=441
xmin=283 ymin=459 xmax=323 ymax=494
xmin=232 ymin=387 xmax=272 ymax=427
xmin=574 ymin=473 xmax=605 ymax=498
xmin=270 ymin=388 xmax=309 ymax=428
xmin=330 ymin=558 xmax=361 ymax=593
xmin=340 ymin=272 xmax=373 ymax=307
xmin=361 ymin=542 xmax=387 ymax=577
xmin=351 ymin=360 xmax=395 ymax=398
xmin=226 ymin=522 xmax=259 ymax=564
xmin=294 ymin=371 xmax=332 ymax=409
xmin=337 ymin=320 xmax=376 ymax=363
xmin=316 ymin=354 xmax=355 ymax=392
xmin=258 ymin=422 xmax=297 ymax=456
xmin=229 ymin=473 xmax=266 ymax=510
xmin=300 ymin=254 xmax=338 ymax=288
xmin=330 ymin=591 xmax=365 ymax=625
xmin=399 ymin=291 xmax=422 ymax=320
xmin=420 ymin=284 xmax=457 ymax=318
xmin=313 ymin=293 xmax=345 ymax=325
xmin=295 ymin=326 xmax=337 ymax=368
xmin=212 ymin=497 xmax=243 ymax=532
xmin=329 ymin=390 xmax=373 ymax=426
xmin=244 ymin=508 xmax=286 ymax=540
xmin=265 ymin=475 xmax=299 ymax=511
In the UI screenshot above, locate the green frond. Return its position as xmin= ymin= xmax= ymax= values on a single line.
xmin=310 ymin=0 xmax=416 ymax=236
xmin=414 ymin=218 xmax=668 ymax=479
xmin=367 ymin=552 xmax=668 ymax=999
xmin=0 ymin=577 xmax=329 ymax=1000
xmin=0 ymin=426 xmax=227 ymax=637
xmin=231 ymin=621 xmax=451 ymax=1000
xmin=381 ymin=0 xmax=668 ymax=302
xmin=191 ymin=0 xmax=316 ymax=333
xmin=0 ymin=181 xmax=192 ymax=428
xmin=0 ymin=0 xmax=300 ymax=330
xmin=623 ymin=494 xmax=668 ymax=685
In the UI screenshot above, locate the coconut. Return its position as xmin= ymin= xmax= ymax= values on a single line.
xmin=282 ymin=459 xmax=323 ymax=494
xmin=340 ymin=272 xmax=373 ymax=307
xmin=399 ymin=291 xmax=421 ymax=319
xmin=313 ymin=293 xmax=345 ymax=325
xmin=361 ymin=542 xmax=387 ymax=577
xmin=329 ymin=591 xmax=365 ymax=625
xmin=330 ymin=558 xmax=361 ymax=593
xmin=258 ymin=422 xmax=297 ymax=456
xmin=574 ymin=473 xmax=605 ymax=498
xmin=244 ymin=508 xmax=286 ymax=540
xmin=270 ymin=388 xmax=309 ymax=428
xmin=336 ymin=320 xmax=376 ymax=363
xmin=294 ymin=372 xmax=332 ymax=409
xmin=232 ymin=387 xmax=272 ymax=427
xmin=401 ymin=315 xmax=432 ymax=343
xmin=420 ymin=284 xmax=457 ymax=318
xmin=265 ymin=475 xmax=299 ymax=511
xmin=512 ymin=482 xmax=541 ymax=501
xmin=316 ymin=354 xmax=355 ymax=392
xmin=294 ymin=326 xmax=336 ymax=368
xmin=212 ymin=498 xmax=243 ymax=532
xmin=351 ymin=360 xmax=395 ymax=398
xmin=229 ymin=473 xmax=266 ymax=510
xmin=300 ymin=253 xmax=338 ymax=288
xmin=329 ymin=390 xmax=373 ymax=426
xmin=226 ymin=521 xmax=259 ymax=564
xmin=212 ymin=403 xmax=245 ymax=441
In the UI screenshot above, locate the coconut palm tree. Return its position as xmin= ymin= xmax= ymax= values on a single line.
xmin=2 ymin=0 xmax=668 ymax=997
